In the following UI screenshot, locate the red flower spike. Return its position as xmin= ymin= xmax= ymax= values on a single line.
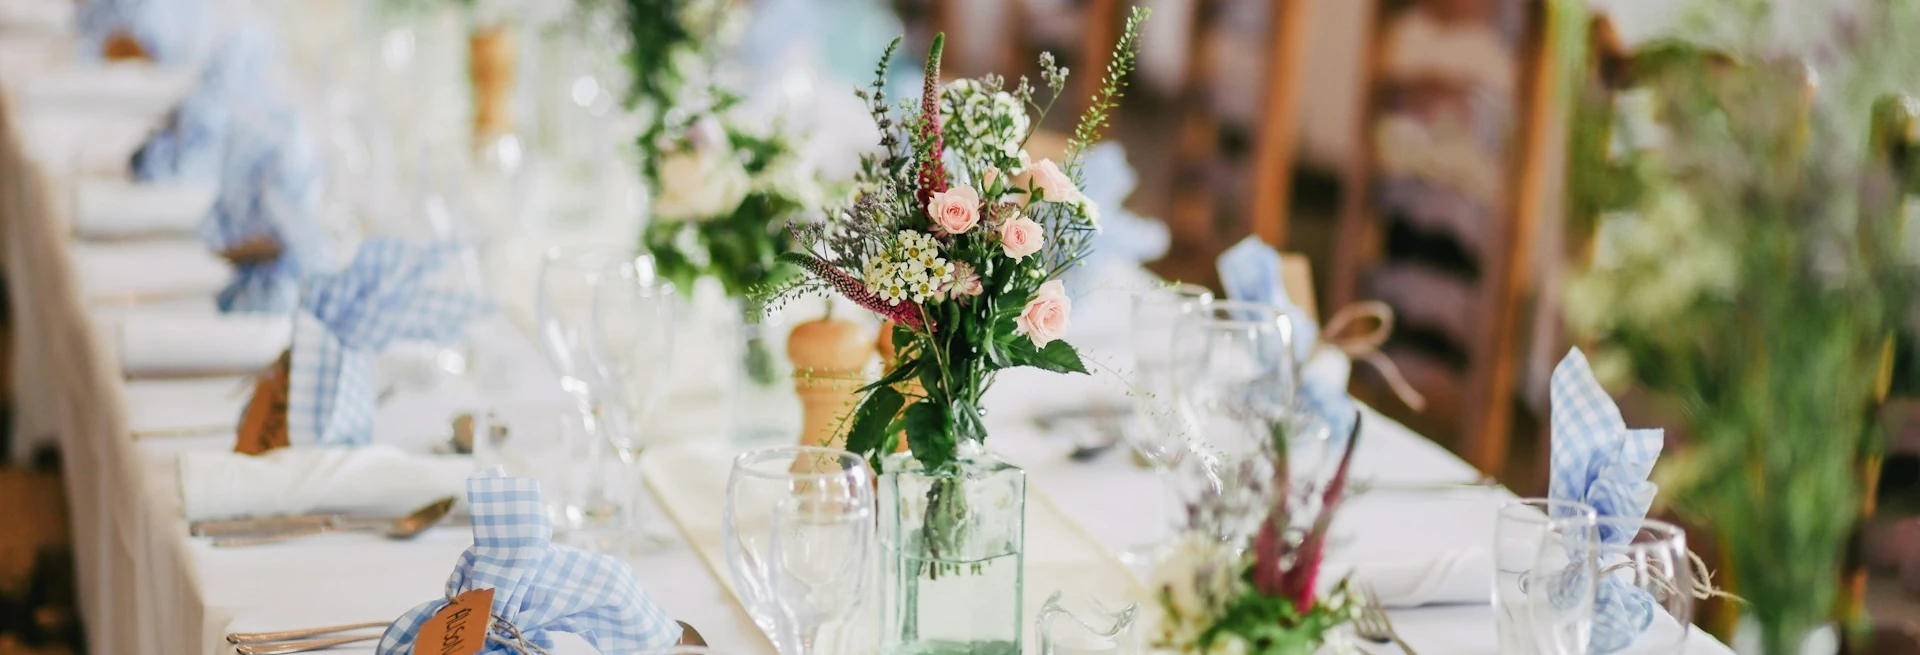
xmin=1277 ymin=412 xmax=1366 ymax=612
xmin=791 ymin=254 xmax=928 ymax=330
xmin=916 ymin=34 xmax=949 ymax=212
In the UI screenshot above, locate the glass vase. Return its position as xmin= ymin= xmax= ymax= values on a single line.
xmin=879 ymin=440 xmax=1027 ymax=655
xmin=727 ymin=309 xmax=801 ymax=446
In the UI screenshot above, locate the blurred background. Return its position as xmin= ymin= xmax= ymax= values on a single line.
xmin=0 ymin=0 xmax=1916 ymax=652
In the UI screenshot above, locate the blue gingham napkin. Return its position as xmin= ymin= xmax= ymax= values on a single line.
xmin=75 ymin=0 xmax=214 ymax=64
xmin=133 ymin=27 xmax=270 ymax=184
xmin=375 ymin=467 xmax=682 ymax=654
xmin=287 ymin=239 xmax=491 ymax=447
xmin=1216 ymin=236 xmax=1354 ymax=438
xmin=1549 ymin=348 xmax=1662 ymax=652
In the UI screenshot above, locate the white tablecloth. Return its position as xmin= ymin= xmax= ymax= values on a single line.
xmin=0 ymin=12 xmax=1736 ymax=655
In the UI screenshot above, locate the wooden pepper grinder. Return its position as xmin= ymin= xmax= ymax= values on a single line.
xmin=468 ymin=24 xmax=517 ymax=145
xmin=787 ymin=313 xmax=874 ymax=450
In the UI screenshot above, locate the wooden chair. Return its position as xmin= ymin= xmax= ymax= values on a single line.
xmin=1329 ymin=0 xmax=1559 ymax=473
xmin=1166 ymin=0 xmax=1316 ymax=270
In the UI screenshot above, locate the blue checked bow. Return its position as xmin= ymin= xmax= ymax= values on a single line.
xmin=1065 ymin=142 xmax=1170 ymax=298
xmin=287 ymin=239 xmax=491 ymax=447
xmin=1549 ymin=348 xmax=1663 ymax=652
xmin=375 ymin=468 xmax=683 ymax=654
xmin=76 ymin=0 xmax=214 ymax=65
xmin=133 ymin=27 xmax=271 ymax=184
xmin=133 ymin=24 xmax=334 ymax=313
xmin=1216 ymin=236 xmax=1355 ymax=439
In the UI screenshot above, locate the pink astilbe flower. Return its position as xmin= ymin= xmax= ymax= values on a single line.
xmin=1253 ymin=412 xmax=1364 ymax=613
xmin=915 ymin=34 xmax=949 ymax=212
xmin=790 ymin=253 xmax=928 ymax=330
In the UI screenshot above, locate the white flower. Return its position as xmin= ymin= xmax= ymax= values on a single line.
xmin=910 ymin=278 xmax=940 ymax=303
xmin=653 ymin=148 xmax=752 ymax=222
xmin=1077 ymin=197 xmax=1102 ymax=230
xmin=925 ymin=258 xmax=954 ymax=280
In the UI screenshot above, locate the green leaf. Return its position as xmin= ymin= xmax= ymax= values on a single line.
xmin=857 ymin=357 xmax=921 ymax=394
xmin=844 ymin=386 xmax=906 ymax=457
xmin=1002 ymin=337 xmax=1090 ymax=374
xmin=902 ymin=401 xmax=953 ymax=469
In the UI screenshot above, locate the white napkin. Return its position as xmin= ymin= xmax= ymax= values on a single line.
xmin=1331 ymin=549 xmax=1492 ymax=608
xmin=116 ymin=312 xmax=290 ymax=378
xmin=72 ymin=179 xmax=216 ymax=238
xmin=20 ymin=63 xmax=194 ymax=115
xmin=71 ymin=239 xmax=230 ymax=303
xmin=178 ymin=445 xmax=474 ymax=521
xmin=124 ymin=376 xmax=248 ymax=437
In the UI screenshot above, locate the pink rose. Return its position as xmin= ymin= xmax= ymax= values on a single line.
xmin=1027 ymin=158 xmax=1082 ymax=204
xmin=927 ymin=186 xmax=982 ymax=235
xmin=982 ymin=167 xmax=1004 ymax=192
xmin=1016 ymin=280 xmax=1072 ymax=347
xmin=999 ymin=214 xmax=1044 ymax=259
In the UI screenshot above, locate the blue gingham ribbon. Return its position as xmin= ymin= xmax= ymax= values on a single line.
xmin=1216 ymin=236 xmax=1355 ymax=439
xmin=133 ymin=26 xmax=270 ymax=184
xmin=287 ymin=239 xmax=491 ymax=447
xmin=75 ymin=0 xmax=214 ymax=64
xmin=1549 ymin=348 xmax=1661 ymax=652
xmin=375 ymin=468 xmax=682 ymax=654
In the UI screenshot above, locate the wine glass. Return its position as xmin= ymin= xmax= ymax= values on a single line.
xmin=1117 ymin=283 xmax=1212 ymax=568
xmin=1587 ymin=518 xmax=1694 ymax=654
xmin=768 ymin=477 xmax=874 ymax=655
xmin=590 ymin=255 xmax=679 ymax=456
xmin=535 ymin=246 xmax=627 ymax=536
xmin=1166 ymin=299 xmax=1300 ymax=546
xmin=1531 ymin=513 xmax=1602 ymax=655
xmin=725 ymin=447 xmax=875 ymax=652
xmin=1495 ymin=498 xmax=1598 ymax=655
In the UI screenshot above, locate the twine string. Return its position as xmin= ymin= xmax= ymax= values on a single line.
xmin=1315 ymin=301 xmax=1427 ymax=411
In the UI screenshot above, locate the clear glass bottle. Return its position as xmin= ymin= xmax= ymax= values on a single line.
xmin=878 ymin=440 xmax=1027 ymax=655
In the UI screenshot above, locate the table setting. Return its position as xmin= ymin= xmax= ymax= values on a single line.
xmin=8 ymin=0 xmax=1917 ymax=653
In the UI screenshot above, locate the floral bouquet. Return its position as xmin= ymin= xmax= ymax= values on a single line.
xmin=765 ymin=9 xmax=1149 ymax=472
xmin=760 ymin=10 xmax=1147 ymax=652
xmin=1150 ymin=415 xmax=1364 ymax=655
xmin=1558 ymin=0 xmax=1920 ymax=650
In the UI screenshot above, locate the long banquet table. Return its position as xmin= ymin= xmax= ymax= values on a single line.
xmin=0 ymin=8 xmax=1737 ymax=655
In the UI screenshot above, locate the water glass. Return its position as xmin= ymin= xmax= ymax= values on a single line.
xmin=1531 ymin=514 xmax=1602 ymax=655
xmin=1035 ymin=590 xmax=1140 ymax=655
xmin=536 ymin=246 xmax=629 ymax=399
xmin=1127 ymin=283 xmax=1214 ymax=467
xmin=1494 ymin=498 xmax=1598 ymax=655
xmin=724 ymin=447 xmax=875 ymax=653
xmin=469 ymin=401 xmax=582 ymax=528
xmin=1166 ymin=300 xmax=1299 ymax=546
xmin=1587 ymin=517 xmax=1694 ymax=654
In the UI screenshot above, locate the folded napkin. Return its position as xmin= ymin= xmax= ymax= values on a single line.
xmin=289 ymin=239 xmax=491 ymax=447
xmin=73 ymin=179 xmax=217 ymax=238
xmin=1217 ymin=236 xmax=1357 ymax=439
xmin=1550 ymin=348 xmax=1663 ymax=653
xmin=1065 ymin=142 xmax=1170 ymax=298
xmin=75 ymin=0 xmax=214 ymax=65
xmin=376 ymin=468 xmax=682 ymax=655
xmin=117 ymin=311 xmax=290 ymax=378
xmin=1333 ymin=549 xmax=1492 ymax=608
xmin=70 ymin=239 xmax=230 ymax=302
xmin=178 ymin=445 xmax=473 ymax=521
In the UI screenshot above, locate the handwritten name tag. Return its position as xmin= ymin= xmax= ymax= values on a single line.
xmin=413 ymin=587 xmax=494 ymax=655
xmin=234 ymin=351 xmax=291 ymax=455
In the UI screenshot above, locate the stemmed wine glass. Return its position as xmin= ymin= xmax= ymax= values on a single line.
xmin=725 ymin=447 xmax=875 ymax=654
xmin=1117 ymin=283 xmax=1212 ymax=567
xmin=1166 ymin=299 xmax=1304 ymax=546
xmin=535 ymin=246 xmax=627 ymax=537
xmin=585 ymin=254 xmax=680 ymax=553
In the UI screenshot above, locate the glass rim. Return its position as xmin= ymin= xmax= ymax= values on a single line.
xmin=543 ymin=245 xmax=639 ymax=270
xmin=1136 ymin=282 xmax=1214 ymax=302
xmin=1499 ymin=497 xmax=1599 ymax=520
xmin=1180 ymin=299 xmax=1291 ymax=328
xmin=730 ymin=445 xmax=873 ymax=481
xmin=1592 ymin=516 xmax=1686 ymax=545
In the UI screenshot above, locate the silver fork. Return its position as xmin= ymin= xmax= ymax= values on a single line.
xmin=233 ymin=634 xmax=380 ymax=654
xmin=1353 ymin=586 xmax=1421 ymax=655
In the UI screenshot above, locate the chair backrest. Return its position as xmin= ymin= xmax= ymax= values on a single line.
xmin=1166 ymin=0 xmax=1316 ymax=265
xmin=1329 ymin=0 xmax=1558 ymax=472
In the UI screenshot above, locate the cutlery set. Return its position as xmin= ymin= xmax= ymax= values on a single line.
xmin=226 ymin=621 xmax=388 ymax=655
xmin=195 ymin=496 xmax=459 ymax=547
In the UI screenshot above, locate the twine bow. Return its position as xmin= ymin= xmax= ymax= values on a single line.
xmin=1314 ymin=301 xmax=1426 ymax=412
xmin=1598 ymin=550 xmax=1744 ymax=603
